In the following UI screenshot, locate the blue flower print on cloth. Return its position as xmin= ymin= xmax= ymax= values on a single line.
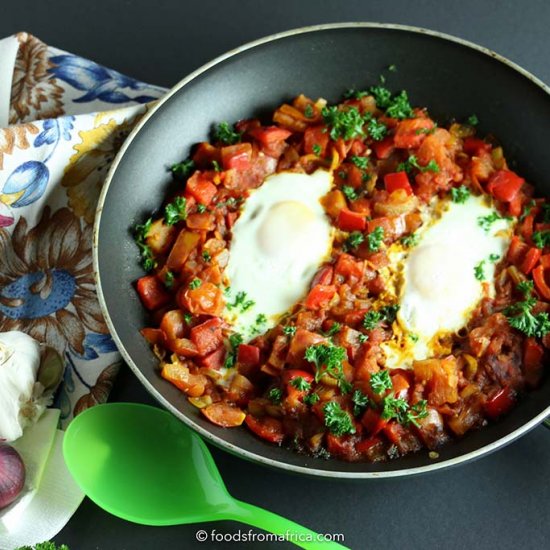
xmin=0 ymin=32 xmax=166 ymax=424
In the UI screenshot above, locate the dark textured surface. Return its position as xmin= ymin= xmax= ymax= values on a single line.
xmin=1 ymin=1 xmax=550 ymax=549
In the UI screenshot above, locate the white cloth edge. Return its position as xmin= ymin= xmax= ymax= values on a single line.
xmin=0 ymin=36 xmax=18 ymax=127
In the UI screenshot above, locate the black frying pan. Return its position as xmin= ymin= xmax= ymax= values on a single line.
xmin=94 ymin=23 xmax=550 ymax=478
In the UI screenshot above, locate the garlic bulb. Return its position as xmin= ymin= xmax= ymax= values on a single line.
xmin=0 ymin=332 xmax=47 ymax=442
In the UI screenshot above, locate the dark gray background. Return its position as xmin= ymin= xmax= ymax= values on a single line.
xmin=2 ymin=1 xmax=550 ymax=549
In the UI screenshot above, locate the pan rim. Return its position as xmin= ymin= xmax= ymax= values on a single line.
xmin=93 ymin=22 xmax=550 ymax=479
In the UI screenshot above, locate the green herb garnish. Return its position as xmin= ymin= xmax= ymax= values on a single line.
xmin=214 ymin=121 xmax=242 ymax=145
xmin=370 ymin=370 xmax=393 ymax=395
xmin=171 ymin=158 xmax=195 ymax=180
xmin=367 ymin=226 xmax=384 ymax=252
xmin=474 ymin=260 xmax=486 ymax=281
xmin=305 ymin=344 xmax=351 ymax=393
xmin=165 ymin=196 xmax=187 ymax=225
xmin=504 ymin=282 xmax=550 ymax=337
xmin=323 ymin=401 xmax=356 ymax=436
xmin=134 ymin=217 xmax=157 ymax=271
xmin=451 ymin=185 xmax=471 ymax=203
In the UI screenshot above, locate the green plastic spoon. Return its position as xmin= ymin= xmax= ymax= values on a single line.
xmin=63 ymin=403 xmax=348 ymax=549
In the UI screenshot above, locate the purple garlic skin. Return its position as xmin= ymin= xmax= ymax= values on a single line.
xmin=0 ymin=443 xmax=26 ymax=509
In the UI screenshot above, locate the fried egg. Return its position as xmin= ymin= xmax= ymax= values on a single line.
xmin=223 ymin=170 xmax=333 ymax=338
xmin=382 ymin=194 xmax=514 ymax=369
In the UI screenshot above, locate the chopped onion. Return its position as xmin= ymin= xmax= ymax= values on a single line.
xmin=0 ymin=443 xmax=25 ymax=510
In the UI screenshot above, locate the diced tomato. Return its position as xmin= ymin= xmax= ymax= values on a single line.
xmin=190 ymin=317 xmax=223 ymax=355
xmin=200 ymin=345 xmax=226 ymax=369
xmin=372 ymin=136 xmax=394 ymax=159
xmin=506 ymin=235 xmax=529 ymax=265
xmin=533 ymin=263 xmax=550 ymax=299
xmin=166 ymin=230 xmax=200 ymax=271
xmin=346 ymin=164 xmax=364 ymax=188
xmin=384 ymin=171 xmax=413 ymax=195
xmin=393 ymin=118 xmax=434 ymax=149
xmin=192 ymin=142 xmax=221 ymax=167
xmin=463 ymin=137 xmax=492 ymax=156
xmin=523 ymin=338 xmax=544 ymax=387
xmin=160 ymin=309 xmax=187 ymax=340
xmin=326 ymin=433 xmax=358 ymax=460
xmin=167 ymin=337 xmax=199 ymax=357
xmin=361 ymin=408 xmax=388 ymax=436
xmin=305 ymin=284 xmax=336 ymax=310
xmin=186 ymin=173 xmax=218 ymax=205
xmin=202 ymin=402 xmax=246 ymax=427
xmin=237 ymin=344 xmax=261 ymax=366
xmin=355 ymin=436 xmax=383 ymax=455
xmin=349 ymin=139 xmax=367 ymax=156
xmin=282 ymin=369 xmax=314 ymax=385
xmin=337 ymin=208 xmax=367 ymax=231
xmin=311 ymin=265 xmax=334 ymax=287
xmin=391 ymin=373 xmax=410 ymax=397
xmin=245 ymin=415 xmax=284 ymax=444
xmin=334 ymin=253 xmax=364 ymax=282
xmin=487 ymin=170 xmax=525 ymax=203
xmin=484 ymin=387 xmax=516 ymax=420
xmin=136 ymin=275 xmax=171 ymax=311
xmin=140 ymin=327 xmax=166 ymax=347
xmin=186 ymin=212 xmax=215 ymax=231
xmin=161 ymin=361 xmax=206 ymax=397
xmin=508 ymin=193 xmax=523 ymax=217
xmin=249 ymin=126 xmax=292 ymax=147
xmin=519 ymin=247 xmax=541 ymax=275
xmin=524 ymin=338 xmax=544 ymax=370
xmin=303 ymin=125 xmax=330 ymax=156
xmin=180 ymin=281 xmax=224 ymax=317
xmin=221 ymin=143 xmax=252 ymax=171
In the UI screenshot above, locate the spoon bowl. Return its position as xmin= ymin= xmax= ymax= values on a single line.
xmin=63 ymin=403 xmax=348 ymax=549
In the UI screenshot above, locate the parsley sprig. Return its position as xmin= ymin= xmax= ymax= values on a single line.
xmin=165 ymin=196 xmax=187 ymax=225
xmin=504 ymin=281 xmax=550 ymax=338
xmin=367 ymin=226 xmax=384 ymax=252
xmin=323 ymin=401 xmax=356 ymax=436
xmin=134 ymin=218 xmax=157 ymax=271
xmin=397 ymin=154 xmax=439 ymax=174
xmin=451 ymin=185 xmax=471 ymax=203
xmin=227 ymin=291 xmax=255 ymax=312
xmin=171 ymin=158 xmax=195 ymax=180
xmin=214 ymin=122 xmax=242 ymax=145
xmin=533 ymin=230 xmax=550 ymax=249
xmin=305 ymin=344 xmax=352 ymax=393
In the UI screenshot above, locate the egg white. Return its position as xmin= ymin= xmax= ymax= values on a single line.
xmin=223 ymin=170 xmax=334 ymax=338
xmin=382 ymin=194 xmax=514 ymax=369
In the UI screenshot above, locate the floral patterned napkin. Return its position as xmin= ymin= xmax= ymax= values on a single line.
xmin=0 ymin=32 xmax=167 ymax=426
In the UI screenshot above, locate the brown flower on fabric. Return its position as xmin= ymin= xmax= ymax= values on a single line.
xmin=73 ymin=363 xmax=120 ymax=416
xmin=9 ymin=32 xmax=64 ymax=124
xmin=0 ymin=122 xmax=38 ymax=169
xmin=0 ymin=206 xmax=108 ymax=355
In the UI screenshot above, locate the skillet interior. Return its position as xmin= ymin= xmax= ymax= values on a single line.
xmin=95 ymin=24 xmax=550 ymax=478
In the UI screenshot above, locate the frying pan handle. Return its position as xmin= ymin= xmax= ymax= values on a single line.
xmin=543 ymin=418 xmax=550 ymax=430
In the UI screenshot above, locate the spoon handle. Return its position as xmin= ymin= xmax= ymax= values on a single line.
xmin=226 ymin=499 xmax=349 ymax=549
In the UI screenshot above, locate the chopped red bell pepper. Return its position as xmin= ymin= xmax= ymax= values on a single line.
xmin=200 ymin=345 xmax=226 ymax=369
xmin=337 ymin=208 xmax=367 ymax=231
xmin=523 ymin=338 xmax=544 ymax=370
xmin=305 ymin=284 xmax=336 ymax=310
xmin=249 ymin=126 xmax=292 ymax=147
xmin=507 ymin=235 xmax=529 ymax=265
xmin=245 ymin=415 xmax=284 ymax=444
xmin=190 ymin=317 xmax=223 ymax=356
xmin=519 ymin=247 xmax=542 ymax=275
xmin=311 ymin=265 xmax=334 ymax=287
xmin=533 ymin=256 xmax=550 ymax=300
xmin=463 ymin=137 xmax=492 ymax=156
xmin=140 ymin=327 xmax=166 ymax=347
xmin=237 ymin=344 xmax=261 ymax=366
xmin=186 ymin=173 xmax=218 ymax=205
xmin=355 ymin=436 xmax=383 ymax=454
xmin=136 ymin=275 xmax=171 ymax=311
xmin=361 ymin=408 xmax=388 ymax=436
xmin=303 ymin=125 xmax=330 ymax=156
xmin=487 ymin=170 xmax=525 ymax=203
xmin=484 ymin=387 xmax=516 ymax=419
xmin=283 ymin=369 xmax=314 ymax=385
xmin=334 ymin=253 xmax=364 ymax=281
xmin=372 ymin=136 xmax=395 ymax=159
xmin=384 ymin=171 xmax=413 ymax=195
xmin=221 ymin=143 xmax=252 ymax=171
